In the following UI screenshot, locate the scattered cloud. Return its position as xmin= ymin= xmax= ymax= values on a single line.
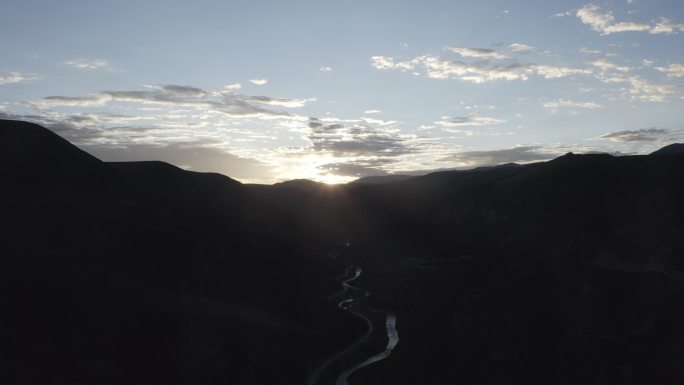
xmin=598 ymin=127 xmax=672 ymax=142
xmin=509 ymin=43 xmax=534 ymax=53
xmin=446 ymin=46 xmax=506 ymax=60
xmin=305 ymin=117 xmax=418 ymax=157
xmin=543 ymin=99 xmax=603 ymax=113
xmin=364 ymin=110 xmax=381 ymax=114
xmin=64 ymin=58 xmax=110 ymax=70
xmin=598 ymin=74 xmax=677 ymax=102
xmin=656 ymin=64 xmax=684 ymax=78
xmin=370 ymin=54 xmax=591 ymax=83
xmin=225 ymin=83 xmax=242 ymax=90
xmin=250 ymin=79 xmax=268 ymax=85
xmin=319 ymin=66 xmax=333 ymax=72
xmin=0 ymin=72 xmax=34 ymax=85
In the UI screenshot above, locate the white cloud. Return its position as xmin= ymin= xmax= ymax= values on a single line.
xmin=543 ymin=99 xmax=603 ymax=113
xmin=552 ymin=10 xmax=573 ymax=18
xmin=446 ymin=46 xmax=507 ymax=60
xmin=656 ymin=64 xmax=684 ymax=78
xmin=534 ymin=65 xmax=593 ymax=79
xmin=510 ymin=43 xmax=534 ymax=53
xmin=248 ymin=96 xmax=316 ymax=108
xmin=249 ymin=79 xmax=268 ymax=85
xmin=599 ymin=74 xmax=677 ymax=102
xmin=364 ymin=110 xmax=381 ymax=114
xmin=590 ymin=59 xmax=631 ymax=72
xmin=577 ymin=4 xmax=650 ymax=34
xmin=577 ymin=4 xmax=683 ymax=35
xmin=650 ymin=18 xmax=684 ymax=34
xmin=64 ymin=58 xmax=110 ymax=70
xmin=371 ymin=54 xmax=591 ymax=83
xmin=0 ymin=72 xmax=34 ymax=85
xmin=225 ymin=83 xmax=242 ymax=90
xmin=319 ymin=66 xmax=333 ymax=72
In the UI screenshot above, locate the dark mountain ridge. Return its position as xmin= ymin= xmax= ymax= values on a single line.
xmin=3 ymin=118 xmax=684 ymax=385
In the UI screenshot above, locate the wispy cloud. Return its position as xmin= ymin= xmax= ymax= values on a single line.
xmin=446 ymin=46 xmax=507 ymax=60
xmin=64 ymin=58 xmax=110 ymax=70
xmin=598 ymin=127 xmax=673 ymax=142
xmin=249 ymin=79 xmax=268 ymax=85
xmin=440 ymin=145 xmax=557 ymax=167
xmin=370 ymin=53 xmax=591 ymax=83
xmin=543 ymin=99 xmax=603 ymax=113
xmin=0 ymin=72 xmax=35 ymax=85
xmin=435 ymin=115 xmax=506 ymax=127
xmin=319 ymin=66 xmax=333 ymax=72
xmin=225 ymin=83 xmax=242 ymax=90
xmin=656 ymin=64 xmax=684 ymax=78
xmin=590 ymin=59 xmax=631 ymax=72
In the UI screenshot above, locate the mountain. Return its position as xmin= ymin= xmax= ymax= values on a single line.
xmin=651 ymin=142 xmax=684 ymax=155
xmin=3 ymin=119 xmax=684 ymax=385
xmin=0 ymin=119 xmax=363 ymax=385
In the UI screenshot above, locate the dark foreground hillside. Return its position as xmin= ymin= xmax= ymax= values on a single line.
xmin=2 ymin=119 xmax=684 ymax=385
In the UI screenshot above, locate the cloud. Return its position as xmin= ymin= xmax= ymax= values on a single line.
xmin=305 ymin=117 xmax=419 ymax=157
xmin=509 ymin=43 xmax=534 ymax=53
xmin=656 ymin=64 xmax=684 ymax=78
xmin=64 ymin=58 xmax=110 ymax=70
xmin=590 ymin=59 xmax=631 ymax=72
xmin=650 ymin=18 xmax=684 ymax=34
xmin=598 ymin=127 xmax=672 ymax=142
xmin=543 ymin=99 xmax=603 ymax=113
xmin=319 ymin=66 xmax=333 ymax=72
xmin=0 ymin=72 xmax=33 ymax=85
xmin=250 ymin=79 xmax=268 ymax=85
xmin=225 ymin=83 xmax=242 ymax=90
xmin=364 ymin=110 xmax=381 ymax=114
xmin=435 ymin=115 xmax=506 ymax=127
xmin=145 ymin=84 xmax=208 ymax=97
xmin=577 ymin=4 xmax=650 ymax=34
xmin=371 ymin=53 xmax=591 ymax=83
xmin=31 ymin=84 xmax=314 ymax=117
xmin=552 ymin=10 xmax=573 ymax=18
xmin=577 ymin=4 xmax=683 ymax=35
xmin=445 ymin=47 xmax=507 ymax=60
xmin=317 ymin=162 xmax=389 ymax=177
xmin=598 ymin=74 xmax=677 ymax=102
xmin=248 ymin=95 xmax=315 ymax=108
xmin=440 ymin=146 xmax=556 ymax=167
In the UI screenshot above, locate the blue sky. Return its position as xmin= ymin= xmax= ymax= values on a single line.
xmin=1 ymin=0 xmax=683 ymax=183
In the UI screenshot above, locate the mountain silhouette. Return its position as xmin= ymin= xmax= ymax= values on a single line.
xmin=2 ymin=118 xmax=684 ymax=385
xmin=651 ymin=142 xmax=684 ymax=155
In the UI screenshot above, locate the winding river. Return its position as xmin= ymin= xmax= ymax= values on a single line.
xmin=308 ymin=265 xmax=399 ymax=385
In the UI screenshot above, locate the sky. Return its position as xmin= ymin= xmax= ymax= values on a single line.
xmin=1 ymin=0 xmax=683 ymax=183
